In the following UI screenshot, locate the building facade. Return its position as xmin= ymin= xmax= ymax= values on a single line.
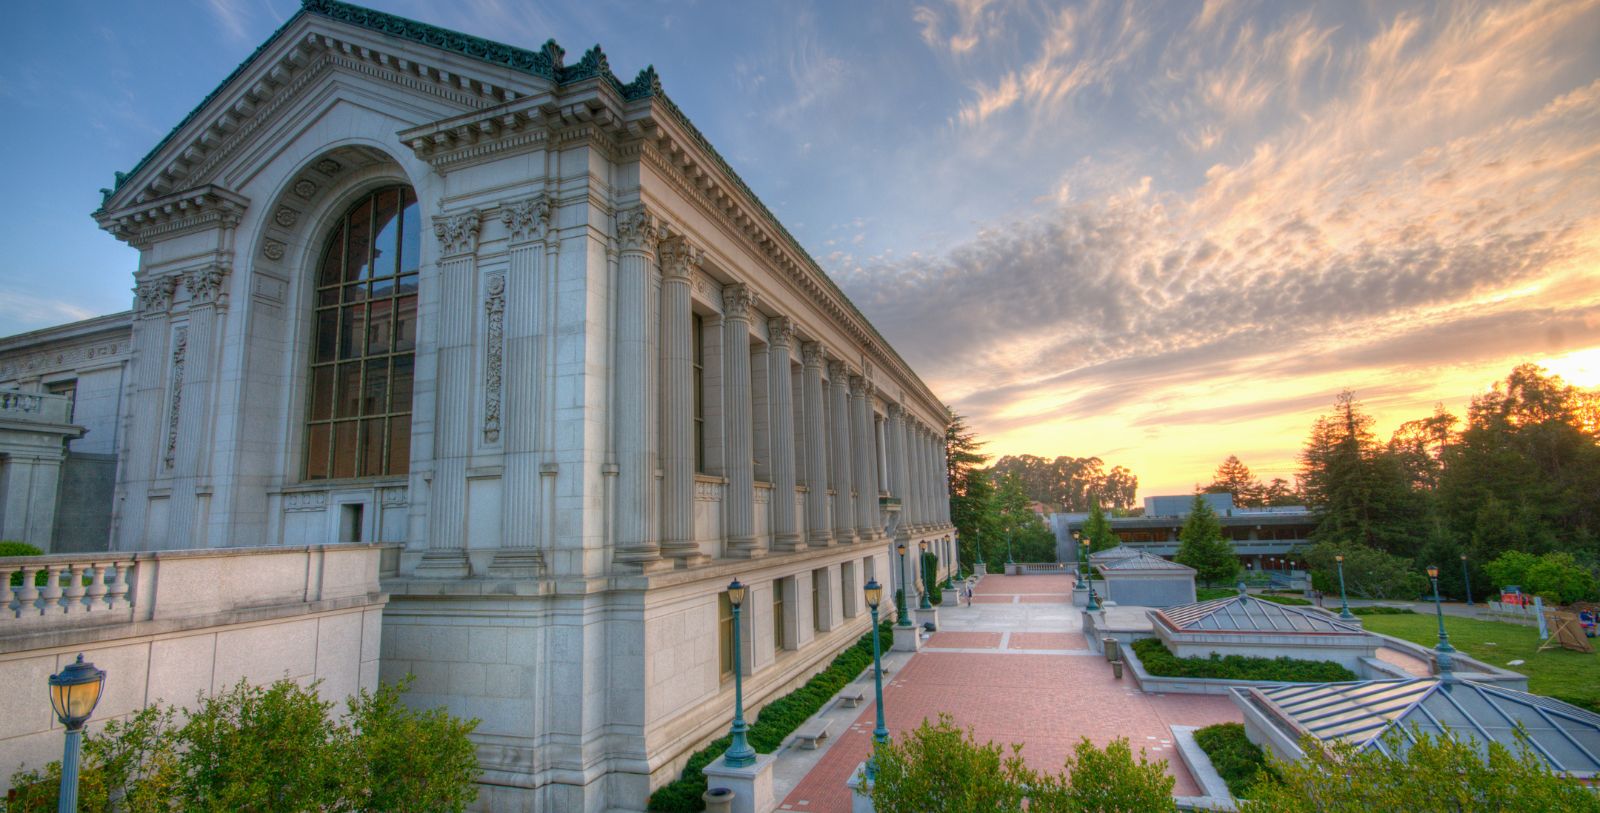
xmin=2 ymin=2 xmax=956 ymax=809
xmin=1052 ymin=493 xmax=1314 ymax=573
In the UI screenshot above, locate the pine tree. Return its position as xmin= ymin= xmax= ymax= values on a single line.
xmin=1176 ymin=494 xmax=1239 ymax=586
xmin=1202 ymin=455 xmax=1264 ymax=507
xmin=1082 ymin=503 xmax=1118 ymax=552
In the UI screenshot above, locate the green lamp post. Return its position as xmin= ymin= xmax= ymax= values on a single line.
xmin=863 ymin=578 xmax=889 ymax=780
xmin=1081 ymin=537 xmax=1101 ymax=611
xmin=894 ymin=542 xmax=911 ymax=627
xmin=1005 ymin=530 xmax=1014 ymax=566
xmin=723 ymin=579 xmax=756 ymax=767
xmin=50 ymin=654 xmax=107 ymax=813
xmin=1426 ymin=565 xmax=1456 ymax=679
xmin=918 ymin=540 xmax=933 ymax=610
xmin=1074 ymin=531 xmax=1088 ymax=594
xmin=943 ymin=535 xmax=957 ymax=589
xmin=1336 ymin=554 xmax=1355 ymax=620
xmin=1460 ymin=554 xmax=1473 ymax=606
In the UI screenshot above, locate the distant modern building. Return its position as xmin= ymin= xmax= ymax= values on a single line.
xmin=0 ymin=1 xmax=955 ymax=808
xmin=1052 ymin=493 xmax=1314 ymax=571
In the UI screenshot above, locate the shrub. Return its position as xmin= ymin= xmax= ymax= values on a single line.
xmin=1024 ymin=735 xmax=1174 ymax=812
xmin=2 ymin=677 xmax=479 ymax=813
xmin=1130 ymin=638 xmax=1356 ymax=682
xmin=1256 ymin=594 xmax=1312 ymax=606
xmin=1 ymin=542 xmax=45 ymax=588
xmin=1195 ymin=587 xmax=1238 ymax=602
xmin=1350 ymin=605 xmax=1414 ymax=615
xmin=647 ymin=621 xmax=894 ymax=811
xmin=1193 ymin=723 xmax=1275 ymax=799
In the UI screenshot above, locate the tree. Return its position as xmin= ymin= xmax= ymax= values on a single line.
xmin=994 ymin=473 xmax=1055 ymax=564
xmin=1386 ymin=405 xmax=1458 ymax=491
xmin=1202 ymin=455 xmax=1264 ymax=507
xmin=1486 ymin=550 xmax=1600 ymax=604
xmin=1023 ymin=736 xmax=1174 ymax=813
xmin=1304 ymin=541 xmax=1426 ymax=600
xmin=944 ymin=407 xmax=989 ymax=499
xmin=952 ymin=468 xmax=997 ymax=572
xmin=1175 ymin=495 xmax=1239 ymax=586
xmin=985 ymin=455 xmax=1139 ymax=512
xmin=1081 ymin=503 xmax=1118 ymax=553
xmin=1259 ymin=477 xmax=1299 ymax=507
xmin=1299 ymin=391 xmax=1430 ymax=556
xmin=1241 ymin=732 xmax=1600 ymax=813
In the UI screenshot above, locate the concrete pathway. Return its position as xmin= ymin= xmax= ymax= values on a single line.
xmin=769 ymin=574 xmax=1242 ymax=812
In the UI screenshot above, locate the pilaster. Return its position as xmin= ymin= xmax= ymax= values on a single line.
xmin=849 ymin=375 xmax=878 ymax=542
xmin=826 ymin=359 xmax=857 ymax=545
xmin=417 ymin=209 xmax=480 ymax=578
xmin=658 ymin=236 xmax=706 ymax=565
xmin=613 ymin=206 xmax=667 ymax=569
xmin=721 ymin=284 xmax=763 ymax=558
xmin=766 ymin=317 xmax=803 ymax=551
xmin=801 ymin=344 xmax=835 ymax=547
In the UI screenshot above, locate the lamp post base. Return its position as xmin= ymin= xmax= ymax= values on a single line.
xmin=702 ymin=752 xmax=775 ymax=813
xmin=975 ymin=562 xmax=988 ymax=576
xmin=915 ymin=606 xmax=940 ymax=631
xmin=847 ymin=762 xmax=877 ymax=813
xmin=892 ymin=624 xmax=923 ymax=652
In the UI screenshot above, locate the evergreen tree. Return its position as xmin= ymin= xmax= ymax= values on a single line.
xmin=1082 ymin=503 xmax=1118 ymax=553
xmin=1175 ymin=494 xmax=1239 ymax=586
xmin=1299 ymin=391 xmax=1430 ymax=556
xmin=1202 ymin=455 xmax=1264 ymax=507
xmin=952 ymin=468 xmax=997 ymax=572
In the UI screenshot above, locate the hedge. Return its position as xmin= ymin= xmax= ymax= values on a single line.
xmin=1195 ymin=587 xmax=1238 ymax=601
xmin=1256 ymin=594 xmax=1312 ymax=606
xmin=1130 ymin=638 xmax=1356 ymax=682
xmin=1351 ymin=605 xmax=1415 ymax=615
xmin=1193 ymin=722 xmax=1276 ymax=799
xmin=647 ymin=620 xmax=895 ymax=812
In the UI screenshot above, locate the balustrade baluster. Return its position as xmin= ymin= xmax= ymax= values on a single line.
xmin=42 ymin=565 xmax=66 ymax=614
xmin=85 ymin=563 xmax=109 ymax=611
xmin=107 ymin=562 xmax=131 ymax=610
xmin=17 ymin=566 xmax=41 ymax=616
xmin=1 ymin=566 xmax=15 ymax=619
xmin=63 ymin=562 xmax=88 ymax=614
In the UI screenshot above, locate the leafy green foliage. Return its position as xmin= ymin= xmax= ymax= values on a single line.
xmin=1240 ymin=731 xmax=1600 ymax=812
xmin=864 ymin=714 xmax=1173 ymax=813
xmin=984 ymin=454 xmax=1139 ymax=512
xmin=647 ymin=621 xmax=894 ymax=812
xmin=1255 ymin=594 xmax=1312 ymax=606
xmin=1349 ymin=605 xmax=1415 ymax=615
xmin=1484 ymin=550 xmax=1597 ymax=603
xmin=1193 ymin=723 xmax=1276 ymax=799
xmin=1299 ymin=391 xmax=1431 ymax=556
xmin=1305 ymin=541 xmax=1426 ymax=600
xmin=1 ymin=542 xmax=45 ymax=587
xmin=1130 ymin=638 xmax=1356 ymax=682
xmin=2 ymin=677 xmax=478 ymax=813
xmin=1195 ymin=587 xmax=1240 ymax=601
xmin=1175 ymin=495 xmax=1239 ymax=586
xmin=1081 ymin=504 xmax=1118 ymax=553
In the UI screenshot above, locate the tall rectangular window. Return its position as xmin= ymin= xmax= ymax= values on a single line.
xmin=842 ymin=560 xmax=859 ymax=618
xmin=692 ymin=313 xmax=705 ymax=474
xmin=812 ymin=570 xmax=822 ymax=633
xmin=718 ymin=591 xmax=734 ymax=677
xmin=773 ymin=579 xmax=786 ymax=651
xmin=46 ymin=380 xmax=77 ymax=422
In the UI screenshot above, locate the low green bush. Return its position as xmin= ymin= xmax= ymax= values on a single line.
xmin=647 ymin=620 xmax=894 ymax=811
xmin=1256 ymin=594 xmax=1312 ymax=606
xmin=1195 ymin=587 xmax=1239 ymax=601
xmin=1193 ymin=722 xmax=1276 ymax=799
xmin=1130 ymin=638 xmax=1356 ymax=682
xmin=1 ymin=542 xmax=47 ymax=587
xmin=1350 ymin=605 xmax=1415 ymax=615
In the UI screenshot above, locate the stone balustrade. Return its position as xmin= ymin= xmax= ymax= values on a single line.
xmin=2 ymin=555 xmax=135 ymax=623
xmin=0 ymin=390 xmax=74 ymax=424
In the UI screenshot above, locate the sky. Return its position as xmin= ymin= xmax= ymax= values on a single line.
xmin=2 ymin=0 xmax=1598 ymax=498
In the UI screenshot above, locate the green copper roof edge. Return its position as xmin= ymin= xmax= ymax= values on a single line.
xmin=97 ymin=0 xmax=937 ymax=407
xmin=95 ymin=9 xmax=309 ymax=212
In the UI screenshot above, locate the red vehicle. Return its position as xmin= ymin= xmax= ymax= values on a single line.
xmin=1500 ymin=586 xmax=1532 ymax=607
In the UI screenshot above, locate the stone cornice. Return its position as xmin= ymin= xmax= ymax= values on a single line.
xmin=95 ymin=186 xmax=250 ymax=249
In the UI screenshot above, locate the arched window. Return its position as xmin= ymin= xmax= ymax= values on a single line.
xmin=305 ymin=185 xmax=419 ymax=480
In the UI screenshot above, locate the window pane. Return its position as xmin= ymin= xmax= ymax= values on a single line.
xmin=335 ymin=362 xmax=361 ymax=418
xmin=318 ymin=287 xmax=339 ymax=307
xmin=317 ymin=223 xmax=344 ymax=287
xmin=389 ymin=355 xmax=414 ymax=414
xmin=339 ymin=304 xmax=365 ymax=360
xmin=359 ymin=418 xmax=385 ymax=477
xmin=306 ymin=424 xmax=331 ymax=480
xmin=309 ymin=366 xmax=334 ymax=420
xmin=365 ymin=299 xmax=392 ymax=356
xmin=394 ymin=294 xmax=417 ymax=352
xmin=399 ymin=189 xmax=421 ymax=277
xmin=314 ymin=310 xmax=338 ymax=363
xmin=372 ymin=188 xmax=401 ymax=279
xmin=332 ymin=422 xmax=358 ymax=479
xmin=345 ymin=198 xmax=373 ymax=282
xmin=343 ymin=282 xmax=367 ymax=303
xmin=386 ymin=414 xmax=411 ymax=475
xmin=363 ymin=357 xmax=389 ymax=415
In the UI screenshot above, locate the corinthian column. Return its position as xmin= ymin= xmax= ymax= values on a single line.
xmin=658 ymin=237 xmax=704 ymax=565
xmin=167 ymin=261 xmax=230 ymax=548
xmin=766 ymin=317 xmax=803 ymax=551
xmin=418 ymin=210 xmax=481 ymax=578
xmin=800 ymin=343 xmax=834 ymax=547
xmin=828 ymin=360 xmax=857 ymax=545
xmin=850 ymin=375 xmax=879 ymax=541
xmin=491 ymin=196 xmax=551 ymax=577
xmin=613 ymin=207 xmax=665 ymax=569
xmin=886 ymin=403 xmax=908 ymax=532
xmin=722 ymin=284 xmax=763 ymax=558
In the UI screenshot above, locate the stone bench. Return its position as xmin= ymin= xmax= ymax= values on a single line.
xmin=794 ymin=719 xmax=833 ymax=750
xmin=835 ymin=690 xmax=865 ymax=710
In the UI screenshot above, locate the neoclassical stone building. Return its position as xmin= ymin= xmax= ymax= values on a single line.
xmin=2 ymin=1 xmax=956 ymax=809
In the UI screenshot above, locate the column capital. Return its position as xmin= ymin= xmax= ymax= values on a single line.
xmin=616 ymin=206 xmax=662 ymax=254
xmin=183 ymin=266 xmax=229 ymax=309
xmin=722 ymin=283 xmax=757 ymax=321
xmin=767 ymin=316 xmax=795 ymax=348
xmin=801 ymin=341 xmax=827 ymax=368
xmin=134 ymin=275 xmax=180 ymax=317
xmin=826 ymin=358 xmax=851 ymax=381
xmin=848 ymin=374 xmax=870 ymax=398
xmin=433 ymin=210 xmax=481 ymax=257
xmin=886 ymin=401 xmax=903 ymax=419
xmin=659 ymin=235 xmax=702 ymax=280
xmin=500 ymin=195 xmax=551 ymax=243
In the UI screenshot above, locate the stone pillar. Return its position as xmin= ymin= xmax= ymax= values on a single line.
xmin=722 ymin=284 xmax=763 ymax=558
xmin=908 ymin=422 xmax=925 ymax=530
xmin=922 ymin=427 xmax=937 ymax=528
xmin=0 ymin=453 xmax=66 ymax=549
xmin=613 ymin=207 xmax=665 ymax=568
xmin=766 ymin=317 xmax=802 ymax=551
xmin=937 ymin=440 xmax=950 ymax=524
xmin=166 ymin=260 xmax=230 ymax=548
xmin=850 ymin=376 xmax=878 ymax=541
xmin=658 ymin=237 xmax=703 ymax=564
xmin=827 ymin=360 xmax=857 ymax=545
xmin=121 ymin=276 xmax=178 ymax=550
xmin=418 ymin=210 xmax=480 ymax=578
xmin=886 ymin=404 xmax=908 ymax=519
xmin=491 ymin=196 xmax=552 ymax=577
xmin=800 ymin=343 xmax=834 ymax=547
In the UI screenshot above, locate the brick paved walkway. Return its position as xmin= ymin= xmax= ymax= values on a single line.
xmin=775 ymin=574 xmax=1242 ymax=812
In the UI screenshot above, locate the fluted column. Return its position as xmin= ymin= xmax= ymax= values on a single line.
xmin=722 ymin=285 xmax=763 ymax=558
xmin=907 ymin=421 xmax=925 ymax=529
xmin=920 ymin=426 xmax=935 ymax=528
xmin=419 ymin=210 xmax=481 ymax=577
xmin=658 ymin=237 xmax=703 ymax=564
xmin=886 ymin=403 xmax=908 ymax=532
xmin=827 ymin=359 xmax=857 ymax=545
xmin=491 ymin=196 xmax=552 ymax=577
xmin=850 ymin=375 xmax=878 ymax=541
xmin=767 ymin=317 xmax=802 ymax=551
xmin=800 ymin=343 xmax=835 ymax=547
xmin=613 ymin=207 xmax=665 ymax=568
xmin=166 ymin=262 xmax=229 ymax=549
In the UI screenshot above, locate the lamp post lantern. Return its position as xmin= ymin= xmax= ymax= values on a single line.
xmin=894 ymin=542 xmax=911 ymax=627
xmin=49 ymin=654 xmax=106 ymax=813
xmin=1074 ymin=531 xmax=1088 ymax=593
xmin=1426 ymin=565 xmax=1455 ymax=678
xmin=917 ymin=540 xmax=934 ymax=610
xmin=1460 ymin=554 xmax=1473 ymax=606
xmin=863 ymin=579 xmax=889 ymax=780
xmin=723 ymin=579 xmax=756 ymax=768
xmin=1335 ymin=554 xmax=1354 ymax=620
xmin=1081 ymin=537 xmax=1101 ymax=611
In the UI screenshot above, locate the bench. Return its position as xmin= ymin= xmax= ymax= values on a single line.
xmin=835 ymin=690 xmax=866 ymax=710
xmin=794 ymin=719 xmax=834 ymax=750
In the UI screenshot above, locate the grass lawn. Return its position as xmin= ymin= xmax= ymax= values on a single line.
xmin=1361 ymin=614 xmax=1600 ymax=713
